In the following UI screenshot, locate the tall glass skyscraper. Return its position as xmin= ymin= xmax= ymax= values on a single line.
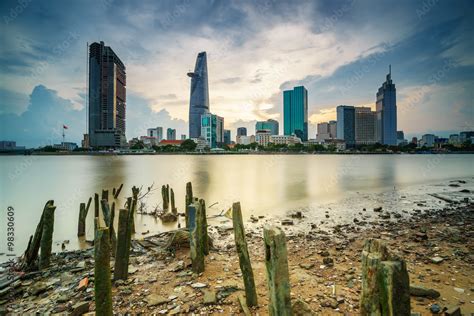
xmin=336 ymin=105 xmax=355 ymax=146
xmin=88 ymin=41 xmax=127 ymax=148
xmin=188 ymin=52 xmax=210 ymax=139
xmin=237 ymin=127 xmax=247 ymax=137
xmin=201 ymin=113 xmax=224 ymax=148
xmin=255 ymin=119 xmax=279 ymax=135
xmin=283 ymin=86 xmax=308 ymax=141
xmin=376 ymin=66 xmax=397 ymax=145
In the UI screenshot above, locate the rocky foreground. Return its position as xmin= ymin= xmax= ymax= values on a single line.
xmin=1 ymin=190 xmax=473 ymax=315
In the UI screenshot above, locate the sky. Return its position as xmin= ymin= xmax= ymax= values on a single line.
xmin=0 ymin=0 xmax=473 ymax=147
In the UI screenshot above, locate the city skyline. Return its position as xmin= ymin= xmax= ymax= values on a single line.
xmin=1 ymin=0 xmax=473 ymax=147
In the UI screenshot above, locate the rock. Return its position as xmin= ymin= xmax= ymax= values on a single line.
xmin=290 ymin=211 xmax=303 ymax=219
xmin=281 ymin=219 xmax=294 ymax=226
xmin=299 ymin=262 xmax=315 ymax=270
xmin=373 ymin=206 xmax=382 ymax=212
xmin=453 ymin=287 xmax=464 ymax=294
xmin=322 ymin=257 xmax=334 ymax=267
xmin=320 ymin=250 xmax=330 ymax=257
xmin=431 ymin=256 xmax=444 ymax=264
xmin=292 ymin=298 xmax=316 ymax=315
xmin=445 ymin=306 xmax=461 ymax=316
xmin=430 ymin=303 xmax=441 ymax=314
xmin=171 ymin=260 xmax=185 ymax=272
xmin=78 ymin=277 xmax=89 ymax=290
xmin=409 ymin=285 xmax=440 ymax=298
xmin=379 ymin=212 xmax=391 ymax=219
xmin=146 ymin=294 xmax=169 ymax=306
xmin=203 ymin=290 xmax=217 ymax=305
xmin=321 ymin=298 xmax=338 ymax=308
xmin=29 ymin=282 xmax=48 ymax=296
xmin=168 ymin=305 xmax=181 ymax=314
xmin=71 ymin=302 xmax=89 ymax=316
xmin=57 ymin=294 xmax=69 ymax=303
xmin=191 ymin=282 xmax=207 ymax=288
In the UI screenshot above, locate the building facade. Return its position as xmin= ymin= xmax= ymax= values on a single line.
xmin=166 ymin=128 xmax=176 ymax=140
xmin=283 ymin=86 xmax=308 ymax=141
xmin=256 ymin=130 xmax=272 ymax=147
xmin=224 ymin=129 xmax=231 ymax=145
xmin=188 ymin=52 xmax=210 ymax=139
xmin=316 ymin=121 xmax=337 ymax=142
xmin=237 ymin=127 xmax=247 ymax=137
xmin=355 ymin=107 xmax=376 ymax=145
xmin=420 ymin=134 xmax=436 ymax=147
xmin=236 ymin=135 xmax=255 ymax=145
xmin=270 ymin=135 xmax=302 ymax=145
xmin=256 ymin=119 xmax=279 ymax=136
xmin=376 ymin=66 xmax=397 ymax=145
xmin=88 ymin=41 xmax=127 ymax=148
xmin=201 ymin=113 xmax=224 ymax=148
xmin=147 ymin=127 xmax=163 ymax=142
xmin=336 ymin=105 xmax=355 ymax=146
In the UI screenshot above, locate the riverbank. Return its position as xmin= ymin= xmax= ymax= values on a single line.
xmin=2 ymin=189 xmax=473 ymax=314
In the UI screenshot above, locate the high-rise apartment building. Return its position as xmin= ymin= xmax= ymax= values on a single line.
xmin=167 ymin=128 xmax=176 ymax=140
xmin=336 ymin=105 xmax=355 ymax=146
xmin=201 ymin=113 xmax=224 ymax=148
xmin=147 ymin=127 xmax=163 ymax=142
xmin=355 ymin=107 xmax=376 ymax=145
xmin=316 ymin=121 xmax=337 ymax=142
xmin=237 ymin=127 xmax=247 ymax=137
xmin=283 ymin=86 xmax=308 ymax=141
xmin=376 ymin=66 xmax=397 ymax=145
xmin=188 ymin=52 xmax=210 ymax=139
xmin=224 ymin=129 xmax=231 ymax=145
xmin=88 ymin=41 xmax=126 ymax=148
xmin=256 ymin=119 xmax=279 ymax=135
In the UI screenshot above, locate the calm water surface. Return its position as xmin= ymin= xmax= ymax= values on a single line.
xmin=0 ymin=154 xmax=472 ymax=260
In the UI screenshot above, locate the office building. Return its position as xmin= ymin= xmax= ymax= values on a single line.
xmin=420 ymin=134 xmax=436 ymax=147
xmin=355 ymin=107 xmax=376 ymax=145
xmin=283 ymin=86 xmax=308 ymax=141
xmin=188 ymin=52 xmax=210 ymax=138
xmin=88 ymin=41 xmax=127 ymax=148
xmin=256 ymin=130 xmax=271 ymax=147
xmin=236 ymin=135 xmax=255 ymax=145
xmin=449 ymin=134 xmax=459 ymax=145
xmin=237 ymin=127 xmax=247 ymax=137
xmin=147 ymin=127 xmax=163 ymax=142
xmin=336 ymin=105 xmax=355 ymax=146
xmin=201 ymin=113 xmax=224 ymax=148
xmin=224 ymin=129 xmax=231 ymax=145
xmin=316 ymin=121 xmax=337 ymax=142
xmin=376 ymin=66 xmax=397 ymax=145
xmin=181 ymin=134 xmax=186 ymax=140
xmin=256 ymin=119 xmax=279 ymax=135
xmin=460 ymin=131 xmax=474 ymax=143
xmin=167 ymin=128 xmax=176 ymax=140
xmin=270 ymin=135 xmax=302 ymax=145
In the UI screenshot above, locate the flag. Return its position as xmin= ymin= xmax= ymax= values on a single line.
xmin=63 ymin=125 xmax=68 ymax=129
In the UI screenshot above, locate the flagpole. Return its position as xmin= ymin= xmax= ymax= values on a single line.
xmin=62 ymin=125 xmax=65 ymax=144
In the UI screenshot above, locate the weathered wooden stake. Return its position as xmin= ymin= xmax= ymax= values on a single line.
xmin=101 ymin=189 xmax=109 ymax=202
xmin=109 ymin=202 xmax=117 ymax=256
xmin=263 ymin=225 xmax=292 ymax=316
xmin=77 ymin=203 xmax=86 ymax=237
xmin=39 ymin=204 xmax=56 ymax=269
xmin=101 ymin=199 xmax=116 ymax=256
xmin=114 ymin=208 xmax=131 ymax=280
xmin=188 ymin=203 xmax=204 ymax=273
xmin=125 ymin=197 xmax=134 ymax=260
xmin=199 ymin=199 xmax=209 ymax=256
xmin=114 ymin=183 xmax=123 ymax=199
xmin=185 ymin=182 xmax=193 ymax=228
xmin=130 ymin=197 xmax=137 ymax=234
xmin=94 ymin=227 xmax=113 ymax=316
xmin=360 ymin=238 xmax=410 ymax=315
xmin=170 ymin=188 xmax=177 ymax=214
xmin=94 ymin=193 xmax=99 ymax=231
xmin=232 ymin=202 xmax=258 ymax=307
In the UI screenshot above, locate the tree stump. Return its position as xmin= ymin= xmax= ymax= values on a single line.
xmin=94 ymin=227 xmax=112 ymax=315
xmin=263 ymin=225 xmax=292 ymax=316
xmin=188 ymin=203 xmax=204 ymax=273
xmin=114 ymin=208 xmax=130 ymax=280
xmin=77 ymin=203 xmax=86 ymax=237
xmin=39 ymin=204 xmax=56 ymax=269
xmin=232 ymin=202 xmax=258 ymax=307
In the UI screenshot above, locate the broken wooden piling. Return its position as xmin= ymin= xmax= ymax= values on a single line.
xmin=185 ymin=182 xmax=193 ymax=228
xmin=199 ymin=199 xmax=209 ymax=256
xmin=232 ymin=202 xmax=258 ymax=307
xmin=170 ymin=188 xmax=177 ymax=214
xmin=77 ymin=203 xmax=86 ymax=237
xmin=263 ymin=225 xmax=292 ymax=316
xmin=114 ymin=208 xmax=131 ymax=280
xmin=101 ymin=189 xmax=109 ymax=202
xmin=360 ymin=238 xmax=410 ymax=315
xmin=188 ymin=203 xmax=205 ymax=273
xmin=94 ymin=193 xmax=99 ymax=231
xmin=114 ymin=183 xmax=123 ymax=199
xmin=94 ymin=227 xmax=113 ymax=315
xmin=39 ymin=203 xmax=56 ymax=269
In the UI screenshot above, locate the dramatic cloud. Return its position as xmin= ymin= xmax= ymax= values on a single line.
xmin=0 ymin=0 xmax=473 ymax=146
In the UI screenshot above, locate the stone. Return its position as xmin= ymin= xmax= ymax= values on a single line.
xmin=203 ymin=290 xmax=217 ymax=305
xmin=78 ymin=277 xmax=89 ymax=290
xmin=453 ymin=287 xmax=464 ymax=294
xmin=322 ymin=257 xmax=334 ymax=267
xmin=292 ymin=299 xmax=316 ymax=315
xmin=444 ymin=306 xmax=461 ymax=316
xmin=146 ymin=294 xmax=169 ymax=306
xmin=281 ymin=219 xmax=294 ymax=226
xmin=409 ymin=285 xmax=440 ymax=298
xmin=430 ymin=303 xmax=441 ymax=314
xmin=373 ymin=206 xmax=382 ymax=212
xmin=321 ymin=298 xmax=338 ymax=308
xmin=431 ymin=256 xmax=444 ymax=264
xmin=299 ymin=262 xmax=315 ymax=270
xmin=29 ymin=282 xmax=48 ymax=296
xmin=71 ymin=302 xmax=89 ymax=316
xmin=191 ymin=282 xmax=207 ymax=288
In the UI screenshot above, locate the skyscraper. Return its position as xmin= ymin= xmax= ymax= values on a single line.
xmin=316 ymin=121 xmax=337 ymax=141
xmin=88 ymin=41 xmax=126 ymax=148
xmin=237 ymin=127 xmax=247 ymax=137
xmin=167 ymin=128 xmax=176 ymax=140
xmin=256 ymin=119 xmax=279 ymax=135
xmin=355 ymin=107 xmax=376 ymax=145
xmin=283 ymin=86 xmax=308 ymax=141
xmin=336 ymin=105 xmax=355 ymax=146
xmin=376 ymin=66 xmax=397 ymax=145
xmin=147 ymin=127 xmax=163 ymax=142
xmin=201 ymin=113 xmax=224 ymax=148
xmin=224 ymin=129 xmax=231 ymax=145
xmin=188 ymin=52 xmax=210 ymax=139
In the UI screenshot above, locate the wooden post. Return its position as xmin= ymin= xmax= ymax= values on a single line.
xmin=39 ymin=204 xmax=56 ymax=269
xmin=232 ymin=202 xmax=258 ymax=307
xmin=114 ymin=183 xmax=123 ymax=199
xmin=360 ymin=239 xmax=410 ymax=315
xmin=188 ymin=203 xmax=204 ymax=273
xmin=125 ymin=197 xmax=134 ymax=260
xmin=130 ymin=197 xmax=137 ymax=234
xmin=77 ymin=203 xmax=86 ymax=237
xmin=94 ymin=193 xmax=99 ymax=231
xmin=94 ymin=227 xmax=113 ymax=316
xmin=162 ymin=185 xmax=168 ymax=211
xmin=114 ymin=208 xmax=130 ymax=280
xmin=101 ymin=189 xmax=109 ymax=202
xmin=185 ymin=182 xmax=193 ymax=228
xmin=85 ymin=197 xmax=92 ymax=216
xmin=199 ymin=199 xmax=209 ymax=255
xmin=109 ymin=202 xmax=116 ymax=256
xmin=263 ymin=225 xmax=292 ymax=316
xmin=170 ymin=188 xmax=177 ymax=214
xmin=101 ymin=199 xmax=116 ymax=256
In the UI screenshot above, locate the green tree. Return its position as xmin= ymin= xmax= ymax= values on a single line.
xmin=180 ymin=139 xmax=197 ymax=152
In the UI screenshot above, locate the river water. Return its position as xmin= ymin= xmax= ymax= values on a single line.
xmin=0 ymin=154 xmax=472 ymax=262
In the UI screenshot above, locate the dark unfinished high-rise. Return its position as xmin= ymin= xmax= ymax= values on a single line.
xmin=88 ymin=41 xmax=126 ymax=148
xmin=187 ymin=52 xmax=210 ymax=139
